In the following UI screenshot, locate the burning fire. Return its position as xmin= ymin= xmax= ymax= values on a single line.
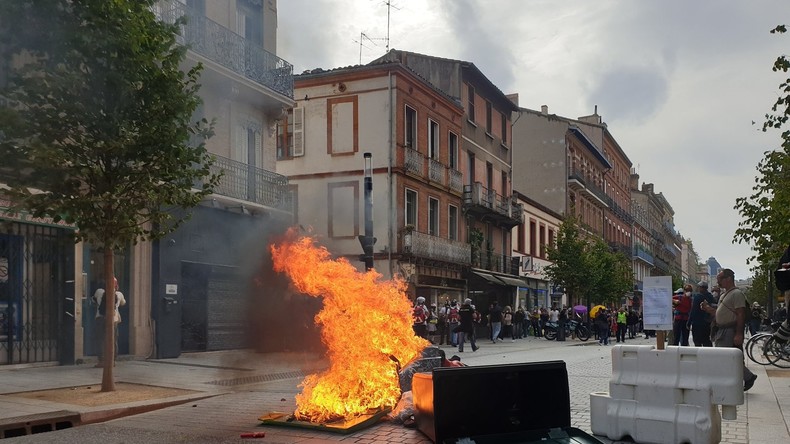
xmin=270 ymin=228 xmax=429 ymax=423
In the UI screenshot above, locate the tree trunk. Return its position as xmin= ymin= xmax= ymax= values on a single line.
xmin=101 ymin=247 xmax=116 ymax=392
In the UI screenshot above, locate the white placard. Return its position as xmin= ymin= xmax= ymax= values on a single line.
xmin=165 ymin=284 xmax=178 ymax=295
xmin=642 ymin=276 xmax=672 ymax=330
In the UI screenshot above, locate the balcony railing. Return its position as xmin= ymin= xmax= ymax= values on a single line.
xmin=653 ymin=256 xmax=670 ymax=272
xmin=474 ymin=251 xmax=520 ymax=275
xmin=633 ymin=245 xmax=654 ymax=265
xmin=154 ymin=0 xmax=293 ymax=99
xmin=401 ymin=147 xmax=463 ymax=194
xmin=403 ymin=229 xmax=470 ymax=264
xmin=568 ymin=169 xmax=609 ymax=208
xmin=608 ymin=241 xmax=631 ymax=257
xmin=462 ymin=182 xmax=524 ymax=227
xmin=203 ymin=154 xmax=292 ymax=212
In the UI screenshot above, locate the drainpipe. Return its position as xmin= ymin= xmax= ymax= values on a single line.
xmin=387 ymin=71 xmax=393 ymax=276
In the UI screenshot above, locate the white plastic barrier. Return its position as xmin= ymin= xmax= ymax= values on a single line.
xmin=590 ymin=345 xmax=744 ymax=444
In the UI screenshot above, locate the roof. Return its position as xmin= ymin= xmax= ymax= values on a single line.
xmin=568 ymin=125 xmax=612 ymax=169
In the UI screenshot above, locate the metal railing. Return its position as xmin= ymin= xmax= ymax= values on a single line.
xmin=154 ymin=0 xmax=293 ymax=99
xmin=448 ymin=169 xmax=463 ymax=193
xmin=204 ymin=154 xmax=292 ymax=211
xmin=463 ymin=182 xmax=524 ymax=224
xmin=568 ymin=169 xmax=608 ymax=205
xmin=405 ymin=229 xmax=471 ymax=264
xmin=633 ymin=245 xmax=654 ymax=265
xmin=474 ymin=251 xmax=520 ymax=275
xmin=404 ymin=147 xmax=424 ymax=176
xmin=653 ymin=256 xmax=670 ymax=272
xmin=401 ymin=147 xmax=463 ymax=194
xmin=428 ymin=158 xmax=444 ymax=185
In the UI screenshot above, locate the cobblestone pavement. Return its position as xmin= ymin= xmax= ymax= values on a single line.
xmin=3 ymin=335 xmax=787 ymax=443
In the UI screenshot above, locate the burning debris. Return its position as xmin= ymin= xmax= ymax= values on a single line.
xmin=268 ymin=228 xmax=429 ymax=424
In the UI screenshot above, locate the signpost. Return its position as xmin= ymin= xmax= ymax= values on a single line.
xmin=642 ymin=276 xmax=672 ymax=350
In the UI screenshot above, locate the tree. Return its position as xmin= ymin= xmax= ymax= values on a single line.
xmin=587 ymin=238 xmax=633 ymax=306
xmin=0 ymin=0 xmax=219 ymax=391
xmin=544 ymin=215 xmax=593 ymax=307
xmin=734 ymin=25 xmax=790 ymax=269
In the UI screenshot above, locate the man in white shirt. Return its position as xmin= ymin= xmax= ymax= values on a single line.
xmin=93 ymin=277 xmax=126 ymax=367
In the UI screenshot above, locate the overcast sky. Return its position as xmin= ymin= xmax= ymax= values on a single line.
xmin=278 ymin=0 xmax=790 ymax=279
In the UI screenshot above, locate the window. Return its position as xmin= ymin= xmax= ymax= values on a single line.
xmin=539 ymin=224 xmax=546 ymax=258
xmin=448 ymin=205 xmax=458 ymax=241
xmin=276 ymin=108 xmax=304 ymax=159
xmin=328 ymin=97 xmax=358 ymax=154
xmin=517 ymin=223 xmax=525 ymax=253
xmin=468 ymin=152 xmax=476 ymax=185
xmin=467 ymin=84 xmax=475 ymax=122
xmin=405 ymin=105 xmax=417 ymax=149
xmin=529 ymin=220 xmax=536 ymax=257
xmin=485 ymin=101 xmax=492 ymax=134
xmin=235 ymin=121 xmax=261 ymax=167
xmin=548 ymin=228 xmax=555 ymax=250
xmin=428 ymin=119 xmax=439 ymax=159
xmin=501 ymin=113 xmax=507 ymax=145
xmin=405 ymin=189 xmax=417 ymax=227
xmin=448 ymin=131 xmax=458 ymax=169
xmin=428 ymin=197 xmax=439 ymax=236
xmin=236 ymin=0 xmax=263 ymax=45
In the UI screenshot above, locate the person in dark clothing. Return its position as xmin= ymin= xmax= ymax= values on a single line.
xmin=627 ymin=310 xmax=639 ymax=339
xmin=489 ymin=301 xmax=503 ymax=342
xmin=557 ymin=307 xmax=568 ymax=341
xmin=689 ymin=281 xmax=716 ymax=347
xmin=513 ymin=306 xmax=526 ymax=339
xmin=456 ymin=299 xmax=478 ymax=352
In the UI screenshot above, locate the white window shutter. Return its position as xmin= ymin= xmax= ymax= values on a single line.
xmin=236 ymin=11 xmax=246 ymax=37
xmin=254 ymin=130 xmax=262 ymax=167
xmin=292 ymin=107 xmax=305 ymax=157
xmin=234 ymin=124 xmax=246 ymax=162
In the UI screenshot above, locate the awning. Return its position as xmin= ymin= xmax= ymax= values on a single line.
xmin=472 ymin=271 xmax=503 ymax=285
xmin=495 ymin=275 xmax=528 ymax=287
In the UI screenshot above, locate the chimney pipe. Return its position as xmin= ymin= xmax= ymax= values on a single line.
xmin=541 ymin=105 xmax=548 ymax=114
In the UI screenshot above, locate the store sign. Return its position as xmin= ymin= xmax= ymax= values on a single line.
xmin=0 ymin=198 xmax=75 ymax=229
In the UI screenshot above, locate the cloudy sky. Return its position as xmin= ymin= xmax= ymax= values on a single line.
xmin=278 ymin=0 xmax=790 ymax=279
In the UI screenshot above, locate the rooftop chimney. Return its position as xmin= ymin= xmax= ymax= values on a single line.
xmin=541 ymin=105 xmax=548 ymax=115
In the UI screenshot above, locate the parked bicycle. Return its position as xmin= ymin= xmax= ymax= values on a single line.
xmin=544 ymin=318 xmax=590 ymax=341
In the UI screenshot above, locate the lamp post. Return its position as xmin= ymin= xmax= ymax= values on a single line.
xmin=358 ymin=153 xmax=376 ymax=271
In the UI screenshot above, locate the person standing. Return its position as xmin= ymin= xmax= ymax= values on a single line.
xmin=596 ymin=309 xmax=611 ymax=346
xmin=557 ymin=306 xmax=568 ymax=341
xmin=446 ymin=300 xmax=460 ymax=346
xmin=457 ymin=298 xmax=479 ymax=353
xmin=513 ymin=306 xmax=526 ymax=339
xmin=412 ymin=297 xmax=428 ymax=339
xmin=671 ymin=286 xmax=692 ymax=346
xmin=427 ymin=304 xmax=438 ymax=344
xmin=93 ymin=277 xmax=126 ymax=367
xmin=701 ymin=268 xmax=758 ymax=391
xmin=489 ymin=301 xmax=503 ymax=342
xmin=689 ymin=281 xmax=715 ymax=347
xmin=502 ymin=306 xmax=514 ymax=341
xmin=616 ymin=307 xmax=627 ymax=343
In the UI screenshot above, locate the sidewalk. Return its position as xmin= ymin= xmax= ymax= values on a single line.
xmin=0 ymin=337 xmax=788 ymax=443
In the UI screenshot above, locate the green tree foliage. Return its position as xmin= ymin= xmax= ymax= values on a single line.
xmin=545 ymin=216 xmax=633 ymax=308
xmin=734 ymin=25 xmax=790 ymax=269
xmin=0 ymin=0 xmax=220 ymax=391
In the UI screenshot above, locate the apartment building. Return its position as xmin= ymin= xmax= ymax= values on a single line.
xmin=369 ymin=51 xmax=523 ymax=309
xmin=278 ymin=61 xmax=469 ymax=307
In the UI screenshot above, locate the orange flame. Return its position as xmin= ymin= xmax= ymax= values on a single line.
xmin=270 ymin=228 xmax=429 ymax=422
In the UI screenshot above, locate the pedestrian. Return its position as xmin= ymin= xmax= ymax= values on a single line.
xmin=701 ymin=268 xmax=758 ymax=391
xmin=93 ymin=277 xmax=126 ymax=367
xmin=627 ymin=309 xmax=638 ymax=339
xmin=513 ymin=306 xmax=526 ymax=339
xmin=557 ymin=306 xmax=568 ymax=341
xmin=596 ymin=309 xmax=611 ymax=346
xmin=671 ymin=286 xmax=692 ymax=346
xmin=689 ymin=281 xmax=715 ymax=347
xmin=489 ymin=301 xmax=503 ymax=343
xmin=437 ymin=302 xmax=448 ymax=345
xmin=749 ymin=302 xmax=765 ymax=335
xmin=446 ymin=300 xmax=460 ymax=346
xmin=412 ymin=296 xmax=428 ymax=340
xmin=616 ymin=307 xmax=627 ymax=343
xmin=502 ymin=306 xmax=514 ymax=341
xmin=456 ymin=298 xmax=479 ymax=353
xmin=427 ymin=304 xmax=438 ymax=344
xmin=539 ymin=307 xmax=549 ymax=337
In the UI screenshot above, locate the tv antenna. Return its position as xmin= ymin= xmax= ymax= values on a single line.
xmin=352 ymin=0 xmax=399 ymax=64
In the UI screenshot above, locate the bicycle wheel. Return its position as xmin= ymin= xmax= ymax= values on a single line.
xmin=746 ymin=333 xmax=773 ymax=366
xmin=764 ymin=337 xmax=790 ymax=368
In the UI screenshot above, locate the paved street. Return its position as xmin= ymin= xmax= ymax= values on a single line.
xmin=1 ymin=335 xmax=789 ymax=443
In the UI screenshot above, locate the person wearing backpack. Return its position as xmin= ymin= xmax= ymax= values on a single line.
xmin=446 ymin=300 xmax=460 ymax=346
xmin=92 ymin=277 xmax=126 ymax=367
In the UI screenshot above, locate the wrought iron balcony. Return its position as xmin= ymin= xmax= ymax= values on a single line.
xmin=203 ymin=154 xmax=292 ymax=212
xmin=608 ymin=241 xmax=632 ymax=257
xmin=473 ymin=251 xmax=521 ymax=275
xmin=402 ymin=229 xmax=471 ymax=265
xmin=400 ymin=147 xmax=463 ymax=195
xmin=653 ymin=256 xmax=670 ymax=272
xmin=633 ymin=245 xmax=654 ymax=266
xmin=463 ymin=182 xmax=523 ymax=228
xmin=154 ymin=0 xmax=293 ymax=99
xmin=568 ymin=169 xmax=608 ymax=208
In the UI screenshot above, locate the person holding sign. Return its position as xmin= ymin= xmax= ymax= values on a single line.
xmin=701 ymin=268 xmax=758 ymax=391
